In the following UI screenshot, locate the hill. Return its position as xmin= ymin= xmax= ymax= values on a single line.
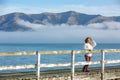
xmin=0 ymin=11 xmax=120 ymax=31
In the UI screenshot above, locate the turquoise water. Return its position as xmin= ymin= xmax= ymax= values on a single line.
xmin=0 ymin=43 xmax=120 ymax=51
xmin=0 ymin=43 xmax=119 ymax=72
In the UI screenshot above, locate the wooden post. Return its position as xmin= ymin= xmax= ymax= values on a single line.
xmin=36 ymin=51 xmax=40 ymax=80
xmin=101 ymin=50 xmax=105 ymax=80
xmin=71 ymin=50 xmax=75 ymax=80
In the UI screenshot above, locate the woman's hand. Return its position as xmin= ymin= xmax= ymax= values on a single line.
xmin=89 ymin=50 xmax=92 ymax=51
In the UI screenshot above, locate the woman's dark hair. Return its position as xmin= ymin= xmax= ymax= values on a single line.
xmin=85 ymin=37 xmax=92 ymax=43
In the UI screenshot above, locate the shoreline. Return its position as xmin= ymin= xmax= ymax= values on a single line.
xmin=0 ymin=66 xmax=120 ymax=80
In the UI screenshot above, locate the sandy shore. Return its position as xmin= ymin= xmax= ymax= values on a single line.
xmin=0 ymin=66 xmax=120 ymax=80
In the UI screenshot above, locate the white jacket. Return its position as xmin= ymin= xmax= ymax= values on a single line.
xmin=84 ymin=40 xmax=96 ymax=56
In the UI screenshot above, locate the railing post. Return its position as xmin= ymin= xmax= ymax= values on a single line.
xmin=36 ymin=51 xmax=40 ymax=80
xmin=71 ymin=50 xmax=75 ymax=80
xmin=101 ymin=50 xmax=105 ymax=80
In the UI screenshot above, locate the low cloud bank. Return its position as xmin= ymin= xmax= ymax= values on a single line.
xmin=12 ymin=19 xmax=120 ymax=43
xmin=86 ymin=21 xmax=120 ymax=30
xmin=16 ymin=19 xmax=120 ymax=30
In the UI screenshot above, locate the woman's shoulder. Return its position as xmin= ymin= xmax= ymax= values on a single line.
xmin=84 ymin=43 xmax=91 ymax=47
xmin=84 ymin=43 xmax=90 ymax=45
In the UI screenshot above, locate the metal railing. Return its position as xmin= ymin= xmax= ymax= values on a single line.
xmin=0 ymin=49 xmax=120 ymax=80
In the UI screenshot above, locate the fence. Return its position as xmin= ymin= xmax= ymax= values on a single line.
xmin=0 ymin=49 xmax=120 ymax=80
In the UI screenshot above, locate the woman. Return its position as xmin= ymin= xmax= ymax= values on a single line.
xmin=82 ymin=37 xmax=96 ymax=72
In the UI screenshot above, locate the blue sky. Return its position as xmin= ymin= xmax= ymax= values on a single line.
xmin=1 ymin=0 xmax=120 ymax=16
xmin=0 ymin=0 xmax=120 ymax=43
xmin=2 ymin=0 xmax=119 ymax=6
xmin=3 ymin=0 xmax=118 ymax=6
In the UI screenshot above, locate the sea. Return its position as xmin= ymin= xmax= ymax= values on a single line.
xmin=0 ymin=43 xmax=120 ymax=72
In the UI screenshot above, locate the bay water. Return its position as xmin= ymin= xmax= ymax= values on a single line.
xmin=0 ymin=43 xmax=119 ymax=72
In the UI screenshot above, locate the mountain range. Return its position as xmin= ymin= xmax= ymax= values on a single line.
xmin=0 ymin=11 xmax=120 ymax=31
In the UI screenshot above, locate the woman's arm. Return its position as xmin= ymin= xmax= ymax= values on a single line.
xmin=90 ymin=40 xmax=97 ymax=47
xmin=84 ymin=44 xmax=88 ymax=50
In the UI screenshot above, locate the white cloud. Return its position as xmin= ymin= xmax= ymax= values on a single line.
xmin=0 ymin=19 xmax=120 ymax=43
xmin=14 ymin=19 xmax=120 ymax=43
xmin=16 ymin=19 xmax=45 ymax=29
xmin=86 ymin=21 xmax=120 ymax=30
xmin=0 ymin=27 xmax=120 ymax=43
xmin=0 ymin=5 xmax=120 ymax=16
xmin=16 ymin=19 xmax=120 ymax=30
